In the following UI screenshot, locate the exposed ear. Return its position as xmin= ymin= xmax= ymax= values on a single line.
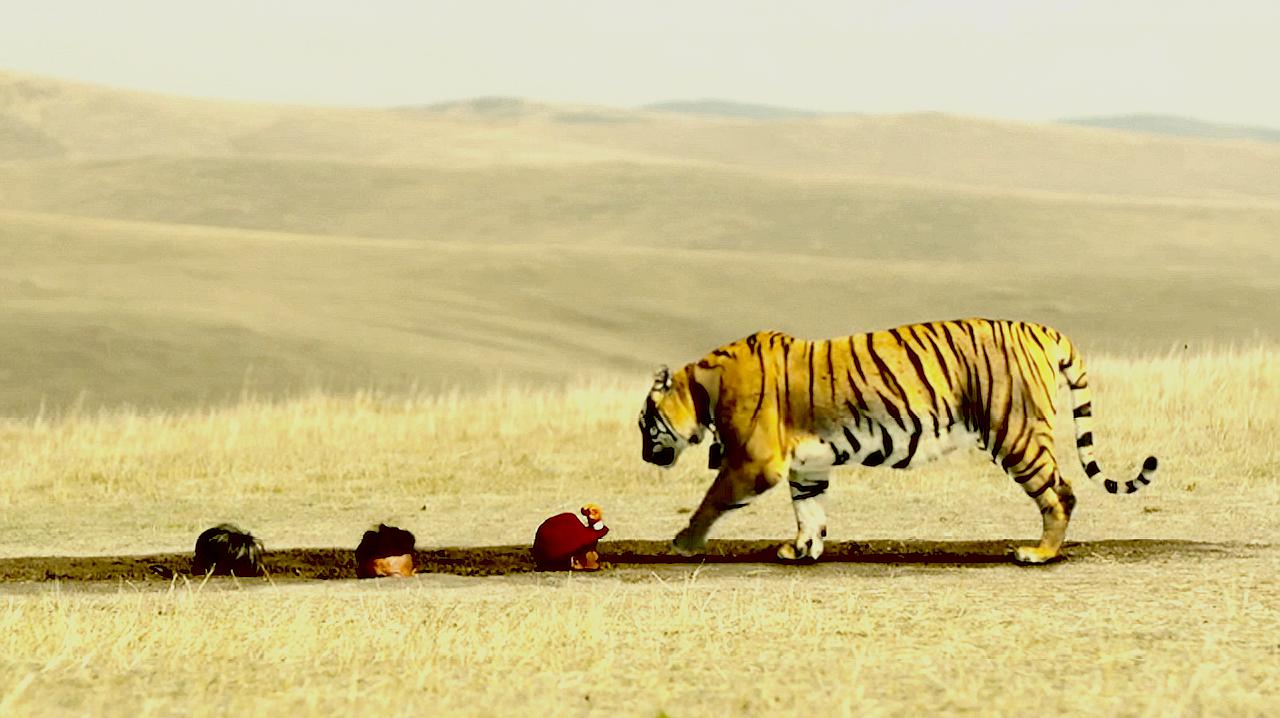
xmin=652 ymin=365 xmax=671 ymax=391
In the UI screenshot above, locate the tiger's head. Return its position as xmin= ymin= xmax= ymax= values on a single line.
xmin=638 ymin=365 xmax=713 ymax=468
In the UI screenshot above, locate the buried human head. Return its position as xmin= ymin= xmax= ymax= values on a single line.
xmin=533 ymin=504 xmax=609 ymax=571
xmin=355 ymin=524 xmax=417 ymax=578
xmin=191 ymin=524 xmax=265 ymax=577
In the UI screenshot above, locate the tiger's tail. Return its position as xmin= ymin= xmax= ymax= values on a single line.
xmin=1055 ymin=332 xmax=1158 ymax=494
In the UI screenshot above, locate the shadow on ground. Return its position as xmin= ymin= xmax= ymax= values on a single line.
xmin=0 ymin=538 xmax=1256 ymax=583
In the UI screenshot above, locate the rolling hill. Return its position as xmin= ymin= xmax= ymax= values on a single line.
xmin=641 ymin=99 xmax=821 ymax=119
xmin=1060 ymin=113 xmax=1280 ymax=143
xmin=1 ymin=69 xmax=1278 ymax=415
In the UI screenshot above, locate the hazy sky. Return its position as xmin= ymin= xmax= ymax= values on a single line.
xmin=3 ymin=1 xmax=1279 ymax=126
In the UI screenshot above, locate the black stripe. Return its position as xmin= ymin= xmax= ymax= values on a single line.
xmin=865 ymin=334 xmax=911 ymax=411
xmin=1027 ymin=476 xmax=1055 ymax=498
xmin=1104 ymin=479 xmax=1118 ymax=493
xmin=988 ymin=324 xmax=1016 ymax=458
xmin=1012 ymin=326 xmax=1053 ymax=402
xmin=750 ymin=344 xmax=767 ymax=423
xmin=957 ymin=322 xmax=982 ymax=433
xmin=831 ymin=443 xmax=850 ymax=465
xmin=951 ymin=325 xmax=976 ymax=433
xmin=789 ymin=480 xmax=830 ymax=501
xmin=807 ymin=342 xmax=816 ymax=421
xmin=825 ymin=341 xmax=836 ymax=403
xmin=896 ymin=328 xmax=937 ymax=406
xmin=877 ymin=390 xmax=907 ymax=431
xmin=1008 ymin=444 xmax=1049 ymax=479
xmin=1073 ymin=403 xmax=1092 ymax=418
xmin=1143 ymin=456 xmax=1158 ymax=472
xmin=916 ymin=324 xmax=957 ymax=401
xmin=940 ymin=322 xmax=964 ymax=373
xmin=892 ymin=431 xmax=920 ymax=469
xmin=971 ymin=323 xmax=995 ymax=449
xmin=843 ymin=426 xmax=862 ymax=453
xmin=782 ymin=338 xmax=792 ymax=423
xmin=845 ymin=370 xmax=868 ymax=412
xmin=712 ymin=348 xmax=734 ymax=358
xmin=1076 ymin=432 xmax=1093 ymax=448
xmin=1000 ymin=429 xmax=1036 ymax=471
xmin=848 ymin=336 xmax=868 ymax=383
xmin=861 ymin=333 xmax=925 ymax=437
xmin=1086 ymin=461 xmax=1101 ymax=477
xmin=1024 ymin=324 xmax=1054 ymax=356
xmin=899 ymin=328 xmax=941 ymax=436
xmin=1013 ymin=458 xmax=1046 ymax=484
xmin=861 ymin=450 xmax=885 ymax=467
xmin=1003 ymin=334 xmax=1036 ymax=423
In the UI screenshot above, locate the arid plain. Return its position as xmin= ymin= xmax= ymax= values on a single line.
xmin=1 ymin=70 xmax=1278 ymax=716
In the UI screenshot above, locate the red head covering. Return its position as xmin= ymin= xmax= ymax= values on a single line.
xmin=533 ymin=512 xmax=609 ymax=567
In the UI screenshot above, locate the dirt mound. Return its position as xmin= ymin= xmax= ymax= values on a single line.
xmin=0 ymin=538 xmax=1247 ymax=584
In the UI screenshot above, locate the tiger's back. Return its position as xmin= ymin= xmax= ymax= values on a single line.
xmin=721 ymin=320 xmax=1068 ymax=476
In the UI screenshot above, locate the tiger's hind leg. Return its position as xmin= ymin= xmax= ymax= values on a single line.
xmin=1006 ymin=447 xmax=1074 ymax=565
xmin=778 ymin=469 xmax=830 ymax=561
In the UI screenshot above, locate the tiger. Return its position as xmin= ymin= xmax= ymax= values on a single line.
xmin=637 ymin=318 xmax=1158 ymax=564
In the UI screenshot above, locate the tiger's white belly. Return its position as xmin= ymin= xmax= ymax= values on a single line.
xmin=790 ymin=417 xmax=974 ymax=473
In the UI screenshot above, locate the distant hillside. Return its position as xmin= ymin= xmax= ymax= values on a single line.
xmin=5 ymin=70 xmax=1280 ymax=200
xmin=1 ymin=69 xmax=1279 ymax=415
xmin=1060 ymin=114 xmax=1280 ymax=143
xmin=642 ymin=99 xmax=821 ymax=120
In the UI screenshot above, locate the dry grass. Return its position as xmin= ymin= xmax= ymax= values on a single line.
xmin=1 ymin=563 xmax=1277 ymax=717
xmin=0 ymin=349 xmax=1278 ymax=716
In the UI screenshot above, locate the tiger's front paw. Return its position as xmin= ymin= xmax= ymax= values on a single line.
xmin=1011 ymin=545 xmax=1063 ymax=565
xmin=672 ymin=529 xmax=706 ymax=557
xmin=777 ymin=533 xmax=824 ymax=562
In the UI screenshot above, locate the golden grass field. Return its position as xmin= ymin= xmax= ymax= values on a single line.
xmin=1 ymin=350 xmax=1278 ymax=716
xmin=2 ymin=69 xmax=1280 ymax=715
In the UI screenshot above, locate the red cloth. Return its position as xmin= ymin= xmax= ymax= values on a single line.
xmin=533 ymin=512 xmax=609 ymax=565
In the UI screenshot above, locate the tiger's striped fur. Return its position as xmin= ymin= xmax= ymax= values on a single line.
xmin=637 ymin=318 xmax=1157 ymax=564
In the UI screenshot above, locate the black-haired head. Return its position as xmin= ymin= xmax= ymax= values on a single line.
xmin=192 ymin=524 xmax=265 ymax=577
xmin=355 ymin=524 xmax=416 ymax=564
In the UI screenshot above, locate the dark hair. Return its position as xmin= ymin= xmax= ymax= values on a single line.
xmin=355 ymin=524 xmax=416 ymax=565
xmin=192 ymin=524 xmax=265 ymax=577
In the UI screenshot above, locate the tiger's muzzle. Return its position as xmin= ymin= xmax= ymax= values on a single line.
xmin=642 ymin=442 xmax=677 ymax=467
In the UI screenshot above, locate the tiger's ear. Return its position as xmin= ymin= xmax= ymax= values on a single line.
xmin=652 ymin=365 xmax=671 ymax=392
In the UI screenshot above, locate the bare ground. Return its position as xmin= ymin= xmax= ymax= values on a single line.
xmin=0 ymin=537 xmax=1266 ymax=586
